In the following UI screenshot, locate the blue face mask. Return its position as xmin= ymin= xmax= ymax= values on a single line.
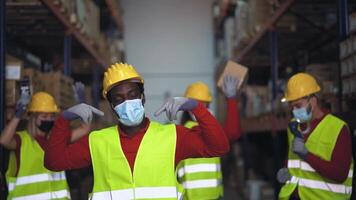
xmin=292 ymin=105 xmax=312 ymax=123
xmin=114 ymin=99 xmax=145 ymax=127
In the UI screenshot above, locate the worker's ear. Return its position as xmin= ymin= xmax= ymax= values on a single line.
xmin=141 ymin=93 xmax=146 ymax=106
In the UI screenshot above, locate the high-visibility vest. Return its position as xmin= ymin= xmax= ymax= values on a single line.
xmin=279 ymin=114 xmax=353 ymax=200
xmin=88 ymin=121 xmax=181 ymax=200
xmin=6 ymin=130 xmax=70 ymax=200
xmin=176 ymin=120 xmax=223 ymax=200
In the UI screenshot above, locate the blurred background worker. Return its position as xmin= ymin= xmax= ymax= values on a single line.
xmin=277 ymin=73 xmax=353 ymax=200
xmin=177 ymin=75 xmax=241 ymax=199
xmin=0 ymin=91 xmax=72 ymax=200
xmin=44 ymin=63 xmax=229 ymax=199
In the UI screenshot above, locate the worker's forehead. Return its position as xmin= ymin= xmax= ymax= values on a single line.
xmin=110 ymin=81 xmax=140 ymax=93
xmin=290 ymin=97 xmax=308 ymax=107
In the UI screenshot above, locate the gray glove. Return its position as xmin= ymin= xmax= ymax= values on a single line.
xmin=62 ymin=103 xmax=104 ymax=124
xmin=72 ymin=82 xmax=86 ymax=103
xmin=154 ymin=97 xmax=198 ymax=121
xmin=277 ymin=168 xmax=291 ymax=183
xmin=15 ymin=92 xmax=31 ymax=118
xmin=292 ymin=137 xmax=308 ymax=159
xmin=222 ymin=75 xmax=239 ymax=98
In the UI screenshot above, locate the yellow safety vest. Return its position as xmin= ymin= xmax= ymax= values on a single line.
xmin=89 ymin=121 xmax=181 ymax=199
xmin=279 ymin=114 xmax=353 ymax=200
xmin=6 ymin=130 xmax=70 ymax=200
xmin=176 ymin=120 xmax=223 ymax=200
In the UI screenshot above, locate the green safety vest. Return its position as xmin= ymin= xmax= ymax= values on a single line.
xmin=176 ymin=120 xmax=223 ymax=200
xmin=279 ymin=114 xmax=353 ymax=200
xmin=89 ymin=121 xmax=181 ymax=200
xmin=6 ymin=130 xmax=70 ymax=200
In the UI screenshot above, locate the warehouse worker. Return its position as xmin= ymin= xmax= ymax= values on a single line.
xmin=177 ymin=75 xmax=241 ymax=199
xmin=277 ymin=73 xmax=353 ymax=200
xmin=0 ymin=91 xmax=80 ymax=200
xmin=44 ymin=63 xmax=229 ymax=199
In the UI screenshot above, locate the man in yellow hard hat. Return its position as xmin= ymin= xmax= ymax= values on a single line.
xmin=277 ymin=73 xmax=353 ymax=200
xmin=44 ymin=63 xmax=229 ymax=199
xmin=177 ymin=76 xmax=242 ymax=199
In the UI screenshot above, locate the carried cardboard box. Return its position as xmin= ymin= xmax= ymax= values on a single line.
xmin=217 ymin=60 xmax=249 ymax=90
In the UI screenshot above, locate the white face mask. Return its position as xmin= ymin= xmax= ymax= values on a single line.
xmin=114 ymin=99 xmax=145 ymax=127
xmin=292 ymin=104 xmax=312 ymax=123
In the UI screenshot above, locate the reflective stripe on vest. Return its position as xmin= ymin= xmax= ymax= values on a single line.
xmin=287 ymin=176 xmax=352 ymax=195
xmin=8 ymin=172 xmax=66 ymax=191
xmin=89 ymin=121 xmax=179 ymax=200
xmin=176 ymin=120 xmax=223 ymax=199
xmin=177 ymin=163 xmax=221 ymax=178
xmin=91 ymin=187 xmax=178 ymax=200
xmin=5 ymin=131 xmax=70 ymax=200
xmin=288 ymin=160 xmax=353 ymax=178
xmin=279 ymin=115 xmax=353 ymax=200
xmin=183 ymin=179 xmax=220 ymax=189
xmin=12 ymin=189 xmax=70 ymax=200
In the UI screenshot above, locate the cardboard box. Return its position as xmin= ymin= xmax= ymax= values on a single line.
xmin=22 ymin=68 xmax=45 ymax=93
xmin=349 ymin=13 xmax=356 ymax=33
xmin=42 ymin=72 xmax=75 ymax=109
xmin=217 ymin=60 xmax=249 ymax=90
xmin=6 ymin=55 xmax=23 ymax=80
xmin=5 ymin=80 xmax=19 ymax=106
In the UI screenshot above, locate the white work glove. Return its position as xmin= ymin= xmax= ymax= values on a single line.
xmin=292 ymin=137 xmax=308 ymax=159
xmin=62 ymin=103 xmax=104 ymax=124
xmin=15 ymin=92 xmax=31 ymax=118
xmin=222 ymin=75 xmax=239 ymax=98
xmin=276 ymin=168 xmax=291 ymax=183
xmin=154 ymin=97 xmax=198 ymax=121
xmin=72 ymin=82 xmax=86 ymax=103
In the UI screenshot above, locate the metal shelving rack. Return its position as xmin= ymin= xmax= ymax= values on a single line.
xmin=215 ymin=0 xmax=355 ymax=198
xmin=0 ymin=1 xmax=125 ymax=198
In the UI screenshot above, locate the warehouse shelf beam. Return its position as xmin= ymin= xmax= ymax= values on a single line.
xmin=233 ymin=0 xmax=296 ymax=62
xmin=39 ymin=0 xmax=108 ymax=68
xmin=337 ymin=0 xmax=349 ymax=112
xmin=63 ymin=35 xmax=72 ymax=76
xmin=105 ymin=0 xmax=124 ymax=36
xmin=92 ymin=65 xmax=100 ymax=108
xmin=0 ymin=0 xmax=6 ymax=197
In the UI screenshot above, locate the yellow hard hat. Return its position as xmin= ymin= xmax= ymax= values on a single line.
xmin=28 ymin=92 xmax=60 ymax=113
xmin=102 ymin=63 xmax=144 ymax=98
xmin=184 ymin=82 xmax=212 ymax=102
xmin=282 ymin=73 xmax=321 ymax=102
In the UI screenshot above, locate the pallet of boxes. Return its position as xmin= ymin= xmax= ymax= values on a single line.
xmin=339 ymin=12 xmax=356 ymax=111
xmin=5 ymin=56 xmax=46 ymax=125
xmin=42 ymin=72 xmax=75 ymax=110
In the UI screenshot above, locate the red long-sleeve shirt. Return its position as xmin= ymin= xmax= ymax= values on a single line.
xmin=223 ymin=98 xmax=242 ymax=141
xmin=44 ymin=102 xmax=230 ymax=172
xmin=290 ymin=112 xmax=352 ymax=183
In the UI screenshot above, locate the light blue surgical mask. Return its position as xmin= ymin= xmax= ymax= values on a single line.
xmin=292 ymin=105 xmax=312 ymax=123
xmin=114 ymin=99 xmax=145 ymax=127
